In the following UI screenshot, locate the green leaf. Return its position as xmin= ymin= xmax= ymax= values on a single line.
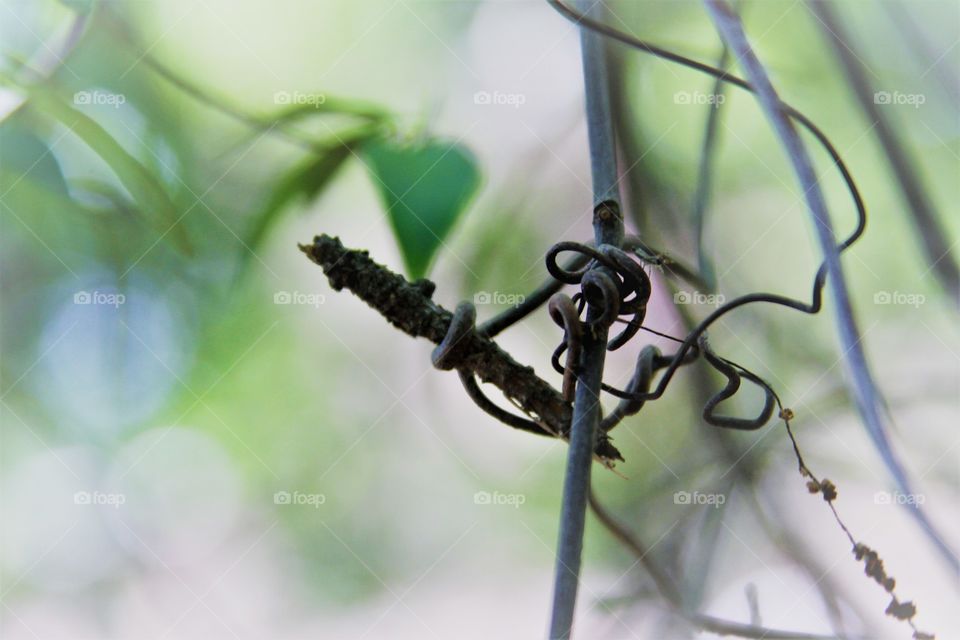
xmin=22 ymin=85 xmax=192 ymax=253
xmin=362 ymin=136 xmax=480 ymax=279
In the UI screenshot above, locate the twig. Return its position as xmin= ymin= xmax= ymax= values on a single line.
xmin=298 ymin=234 xmax=623 ymax=461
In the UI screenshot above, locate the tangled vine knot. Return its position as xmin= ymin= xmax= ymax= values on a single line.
xmin=539 ymin=230 xmax=777 ymax=436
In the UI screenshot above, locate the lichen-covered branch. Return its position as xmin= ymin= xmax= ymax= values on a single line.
xmin=299 ymin=234 xmax=623 ymax=462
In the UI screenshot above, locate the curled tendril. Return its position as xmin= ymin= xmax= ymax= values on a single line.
xmin=544 ymin=240 xmax=655 ymax=356
xmin=541 ymin=238 xmax=781 ymax=434
xmin=545 ymin=241 xmax=605 ymax=284
xmin=435 ymin=300 xmax=624 ymax=462
xmin=547 ymin=293 xmax=582 ymax=402
xmin=599 ymin=345 xmax=669 ymax=432
xmin=446 ymin=0 xmax=873 ymax=463
xmin=544 ymin=0 xmax=868 ymax=410
xmin=597 ymin=244 xmax=651 ymax=315
xmin=699 ymin=334 xmax=776 ymax=431
xmin=580 ymin=270 xmax=621 ymax=329
xmin=597 ymin=337 xmax=698 ymax=407
xmin=431 ymin=301 xmax=476 ymax=370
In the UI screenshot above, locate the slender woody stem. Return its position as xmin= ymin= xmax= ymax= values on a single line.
xmin=548 ymin=1 xmax=625 ymax=637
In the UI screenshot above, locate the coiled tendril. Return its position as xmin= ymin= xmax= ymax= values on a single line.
xmin=541 ymin=237 xmax=783 ymax=435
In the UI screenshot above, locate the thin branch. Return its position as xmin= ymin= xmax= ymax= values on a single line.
xmin=298 ymin=234 xmax=623 ymax=461
xmin=549 ymin=1 xmax=625 ymax=636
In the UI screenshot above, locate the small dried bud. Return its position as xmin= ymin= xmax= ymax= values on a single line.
xmin=806 ymin=480 xmax=821 ymax=493
xmin=864 ymin=553 xmax=885 ymax=583
xmin=885 ymin=599 xmax=916 ymax=620
xmin=884 ymin=577 xmax=896 ymax=592
xmin=779 ymin=408 xmax=795 ymax=420
xmin=820 ymin=479 xmax=838 ymax=501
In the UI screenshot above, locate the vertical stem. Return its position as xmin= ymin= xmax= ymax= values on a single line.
xmin=579 ymin=5 xmax=620 ymax=209
xmin=548 ymin=330 xmax=607 ymax=640
xmin=548 ymin=1 xmax=624 ymax=637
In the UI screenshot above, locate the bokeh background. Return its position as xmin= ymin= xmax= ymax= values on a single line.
xmin=1 ymin=1 xmax=957 ymax=638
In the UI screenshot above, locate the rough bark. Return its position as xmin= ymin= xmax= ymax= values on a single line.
xmin=299 ymin=234 xmax=623 ymax=462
